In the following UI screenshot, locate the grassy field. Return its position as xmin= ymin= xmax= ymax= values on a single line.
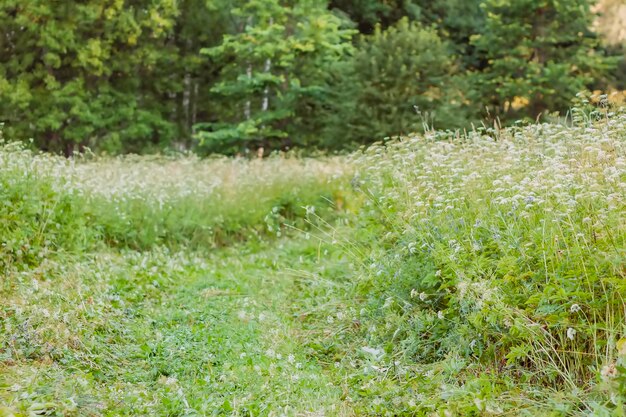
xmin=1 ymin=107 xmax=626 ymax=416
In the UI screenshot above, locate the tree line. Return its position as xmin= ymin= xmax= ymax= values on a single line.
xmin=0 ymin=0 xmax=623 ymax=155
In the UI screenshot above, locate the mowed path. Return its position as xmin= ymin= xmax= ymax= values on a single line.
xmin=1 ymin=238 xmax=355 ymax=416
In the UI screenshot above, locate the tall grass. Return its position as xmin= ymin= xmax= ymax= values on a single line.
xmin=348 ymin=108 xmax=626 ymax=413
xmin=0 ymin=140 xmax=350 ymax=271
xmin=0 ymin=141 xmax=355 ymax=416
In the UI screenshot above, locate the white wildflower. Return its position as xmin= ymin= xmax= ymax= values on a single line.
xmin=566 ymin=327 xmax=576 ymax=340
xmin=601 ymin=364 xmax=618 ymax=381
xmin=361 ymin=346 xmax=384 ymax=359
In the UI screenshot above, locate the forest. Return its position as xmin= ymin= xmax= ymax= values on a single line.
xmin=0 ymin=0 xmax=624 ymax=155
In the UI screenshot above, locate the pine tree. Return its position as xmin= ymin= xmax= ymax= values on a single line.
xmin=195 ymin=0 xmax=354 ymax=154
xmin=470 ymin=0 xmax=616 ymax=120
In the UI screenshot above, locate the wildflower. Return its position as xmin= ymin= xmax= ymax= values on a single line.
xmin=159 ymin=376 xmax=177 ymax=386
xmin=570 ymin=304 xmax=581 ymax=313
xmin=601 ymin=363 xmax=618 ymax=381
xmin=566 ymin=327 xmax=576 ymax=340
xmin=410 ymin=289 xmax=418 ymax=299
xmin=437 ymin=311 xmax=445 ymax=320
xmin=361 ymin=346 xmax=384 ymax=359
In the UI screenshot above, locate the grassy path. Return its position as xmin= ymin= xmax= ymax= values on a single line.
xmin=1 ymin=237 xmax=356 ymax=416
xmin=134 ymin=239 xmax=353 ymax=416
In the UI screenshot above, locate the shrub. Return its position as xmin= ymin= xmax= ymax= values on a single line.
xmin=323 ymin=18 xmax=469 ymax=147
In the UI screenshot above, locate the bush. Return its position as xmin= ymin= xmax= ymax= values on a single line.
xmin=0 ymin=142 xmax=94 ymax=271
xmin=323 ymin=18 xmax=468 ymax=147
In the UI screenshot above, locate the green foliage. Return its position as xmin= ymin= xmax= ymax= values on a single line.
xmin=330 ymin=0 xmax=485 ymax=56
xmin=0 ymin=0 xmax=180 ymax=154
xmin=0 ymin=0 xmax=231 ymax=154
xmin=470 ymin=0 xmax=617 ymax=121
xmin=195 ymin=0 xmax=355 ymax=154
xmin=329 ymin=0 xmax=422 ymax=33
xmin=324 ymin=18 xmax=464 ymax=146
xmin=0 ymin=0 xmax=620 ymax=153
xmin=0 ymin=143 xmax=93 ymax=272
xmin=0 ymin=238 xmax=351 ymax=415
xmin=2 ymin=111 xmax=626 ymax=414
xmin=0 ymin=134 xmax=355 ymax=415
xmin=343 ymin=108 xmax=626 ymax=413
xmin=0 ymin=138 xmax=351 ymax=268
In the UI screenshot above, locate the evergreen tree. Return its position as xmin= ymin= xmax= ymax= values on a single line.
xmin=160 ymin=0 xmax=233 ymax=151
xmin=470 ymin=0 xmax=616 ymax=120
xmin=328 ymin=0 xmax=484 ymax=62
xmin=328 ymin=0 xmax=421 ymax=34
xmin=325 ymin=18 xmax=458 ymax=145
xmin=195 ymin=0 xmax=354 ymax=154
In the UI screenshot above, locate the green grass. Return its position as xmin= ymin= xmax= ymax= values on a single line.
xmin=336 ymin=108 xmax=626 ymax=414
xmin=1 ymin=238 xmax=355 ymax=416
xmin=1 ymin=107 xmax=626 ymax=416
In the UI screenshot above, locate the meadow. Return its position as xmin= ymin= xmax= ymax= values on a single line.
xmin=1 ymin=105 xmax=625 ymax=416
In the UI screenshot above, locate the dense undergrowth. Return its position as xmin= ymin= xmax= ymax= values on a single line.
xmin=1 ymin=107 xmax=626 ymax=416
xmin=335 ymin=108 xmax=626 ymax=414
